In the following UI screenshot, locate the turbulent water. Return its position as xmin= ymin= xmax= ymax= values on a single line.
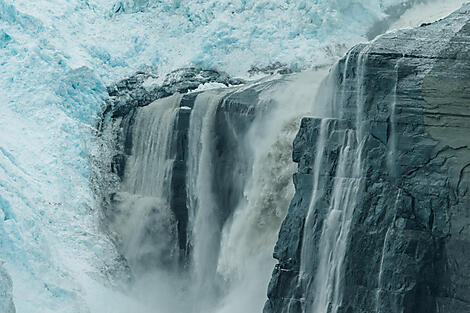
xmin=294 ymin=48 xmax=371 ymax=313
xmin=112 ymin=94 xmax=182 ymax=272
xmin=105 ymin=72 xmax=329 ymax=313
xmin=0 ymin=0 xmax=466 ymax=312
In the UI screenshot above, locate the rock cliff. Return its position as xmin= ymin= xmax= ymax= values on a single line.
xmin=265 ymin=5 xmax=470 ymax=313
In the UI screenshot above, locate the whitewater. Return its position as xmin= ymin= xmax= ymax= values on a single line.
xmin=0 ymin=0 xmax=466 ymax=312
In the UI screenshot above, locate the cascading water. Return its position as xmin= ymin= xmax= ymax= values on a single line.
xmin=214 ymin=72 xmax=329 ymax=313
xmin=292 ymin=46 xmax=372 ymax=313
xmin=109 ymin=93 xmax=182 ymax=273
xmin=310 ymin=131 xmax=364 ymax=313
xmin=100 ymin=5 xmax=466 ymax=307
xmin=105 ymin=70 xmax=329 ymax=313
xmin=104 ymin=23 xmax=446 ymax=311
xmin=186 ymin=73 xmax=330 ymax=313
xmin=187 ymin=90 xmax=232 ymax=310
xmin=2 ymin=0 xmax=469 ymax=312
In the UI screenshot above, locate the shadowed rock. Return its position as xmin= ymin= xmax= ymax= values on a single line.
xmin=265 ymin=5 xmax=470 ymax=313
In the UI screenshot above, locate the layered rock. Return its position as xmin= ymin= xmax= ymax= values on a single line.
xmin=265 ymin=5 xmax=470 ymax=313
xmin=102 ymin=67 xmax=244 ymax=119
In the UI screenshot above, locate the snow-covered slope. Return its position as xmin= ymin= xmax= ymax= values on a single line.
xmin=0 ymin=0 xmax=466 ymax=312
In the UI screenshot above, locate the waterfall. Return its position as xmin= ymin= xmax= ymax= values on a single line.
xmin=353 ymin=45 xmax=371 ymax=142
xmin=299 ymin=119 xmax=329 ymax=277
xmin=110 ymin=93 xmax=182 ymax=273
xmin=184 ymin=76 xmax=320 ymax=312
xmin=298 ymin=122 xmax=366 ymax=313
xmin=214 ymin=72 xmax=330 ymax=313
xmin=310 ymin=131 xmax=364 ymax=313
xmin=187 ymin=84 xmax=292 ymax=312
xmin=387 ymin=55 xmax=405 ymax=178
xmin=105 ymin=69 xmax=329 ymax=313
xmin=187 ymin=89 xmax=232 ymax=310
xmin=106 ymin=49 xmax=376 ymax=313
xmin=293 ymin=46 xmax=373 ymax=313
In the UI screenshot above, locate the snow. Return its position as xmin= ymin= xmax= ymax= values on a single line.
xmin=390 ymin=0 xmax=468 ymax=30
xmin=0 ymin=0 xmax=457 ymax=312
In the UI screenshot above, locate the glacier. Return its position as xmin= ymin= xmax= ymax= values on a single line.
xmin=0 ymin=0 xmax=467 ymax=312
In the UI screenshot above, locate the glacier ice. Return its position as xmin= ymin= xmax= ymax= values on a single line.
xmin=0 ymin=0 xmax=465 ymax=312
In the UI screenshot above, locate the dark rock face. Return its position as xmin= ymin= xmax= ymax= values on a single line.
xmin=266 ymin=6 xmax=470 ymax=313
xmin=248 ymin=62 xmax=295 ymax=77
xmin=102 ymin=67 xmax=244 ymax=119
xmin=170 ymin=93 xmax=196 ymax=261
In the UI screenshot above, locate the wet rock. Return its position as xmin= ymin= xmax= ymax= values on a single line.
xmin=266 ymin=5 xmax=470 ymax=313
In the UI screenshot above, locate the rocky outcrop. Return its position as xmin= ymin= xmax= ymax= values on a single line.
xmin=102 ymin=67 xmax=244 ymax=119
xmin=0 ymin=262 xmax=15 ymax=313
xmin=265 ymin=5 xmax=470 ymax=313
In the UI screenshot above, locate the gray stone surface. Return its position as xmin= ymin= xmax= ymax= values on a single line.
xmin=265 ymin=5 xmax=470 ymax=313
xmin=102 ymin=67 xmax=244 ymax=119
